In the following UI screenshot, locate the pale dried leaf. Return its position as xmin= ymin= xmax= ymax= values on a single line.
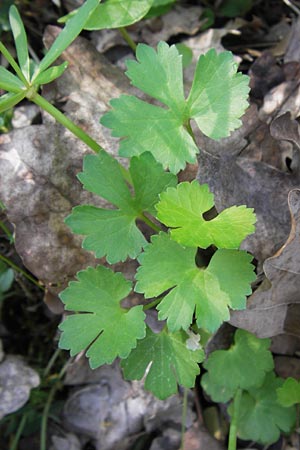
xmin=230 ymin=189 xmax=300 ymax=337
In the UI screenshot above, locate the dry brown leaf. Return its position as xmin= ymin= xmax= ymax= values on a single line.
xmin=0 ymin=30 xmax=132 ymax=287
xmin=230 ymin=189 xmax=300 ymax=338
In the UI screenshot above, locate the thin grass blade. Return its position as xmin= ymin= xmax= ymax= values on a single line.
xmin=0 ymin=66 xmax=25 ymax=92
xmin=37 ymin=0 xmax=99 ymax=75
xmin=0 ymin=91 xmax=26 ymax=113
xmin=9 ymin=6 xmax=30 ymax=81
xmin=32 ymin=61 xmax=68 ymax=85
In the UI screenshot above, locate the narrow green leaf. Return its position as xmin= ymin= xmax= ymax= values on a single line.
xmin=0 ymin=91 xmax=26 ymax=113
xmin=32 ymin=61 xmax=68 ymax=85
xmin=121 ymin=326 xmax=204 ymax=399
xmin=84 ymin=0 xmax=152 ymax=30
xmin=59 ymin=265 xmax=146 ymax=368
xmin=0 ymin=66 xmax=25 ymax=92
xmin=201 ymin=329 xmax=274 ymax=403
xmin=9 ymin=6 xmax=30 ymax=81
xmin=37 ymin=0 xmax=99 ymax=74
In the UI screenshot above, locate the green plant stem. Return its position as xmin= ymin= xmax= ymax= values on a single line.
xmin=29 ymin=92 xmax=133 ymax=185
xmin=139 ymin=213 xmax=161 ymax=232
xmin=0 ymin=220 xmax=13 ymax=242
xmin=0 ymin=42 xmax=29 ymax=85
xmin=40 ymin=384 xmax=57 ymax=450
xmin=185 ymin=120 xmax=197 ymax=145
xmin=297 ymin=403 xmax=300 ymax=450
xmin=228 ymin=388 xmax=242 ymax=450
xmin=118 ymin=27 xmax=137 ymax=52
xmin=43 ymin=348 xmax=62 ymax=378
xmin=0 ymin=254 xmax=44 ymax=290
xmin=180 ymin=388 xmax=188 ymax=450
xmin=10 ymin=413 xmax=28 ymax=450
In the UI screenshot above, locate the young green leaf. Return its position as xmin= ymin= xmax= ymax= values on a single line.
xmin=229 ymin=372 xmax=296 ymax=444
xmin=0 ymin=91 xmax=26 ymax=113
xmin=101 ymin=42 xmax=249 ymax=173
xmin=66 ymin=151 xmax=176 ymax=263
xmin=84 ymin=0 xmax=152 ymax=30
xmin=135 ymin=233 xmax=255 ymax=332
xmin=156 ymin=181 xmax=256 ymax=249
xmin=201 ymin=329 xmax=274 ymax=402
xmin=277 ymin=377 xmax=300 ymax=407
xmin=33 ymin=62 xmax=68 ymax=85
xmin=36 ymin=0 xmax=99 ymax=76
xmin=121 ymin=326 xmax=204 ymax=399
xmin=0 ymin=66 xmax=25 ymax=92
xmin=59 ymin=265 xmax=146 ymax=368
xmin=9 ymin=6 xmax=30 ymax=81
xmin=186 ymin=49 xmax=250 ymax=139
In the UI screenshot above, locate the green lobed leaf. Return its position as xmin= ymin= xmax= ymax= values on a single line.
xmin=201 ymin=329 xmax=274 ymax=403
xmin=101 ymin=94 xmax=198 ymax=174
xmin=36 ymin=0 xmax=99 ymax=75
xmin=121 ymin=326 xmax=204 ymax=399
xmin=101 ymin=42 xmax=249 ymax=173
xmin=187 ymin=49 xmax=250 ymax=139
xmin=156 ymin=181 xmax=255 ymax=249
xmin=277 ymin=377 xmax=300 ymax=407
xmin=66 ymin=151 xmax=176 ymax=263
xmin=126 ymin=41 xmax=185 ymax=111
xmin=135 ymin=233 xmax=255 ymax=332
xmin=84 ymin=0 xmax=152 ymax=30
xmin=9 ymin=6 xmax=30 ymax=81
xmin=230 ymin=372 xmax=296 ymax=444
xmin=59 ymin=265 xmax=146 ymax=368
xmin=0 ymin=66 xmax=25 ymax=93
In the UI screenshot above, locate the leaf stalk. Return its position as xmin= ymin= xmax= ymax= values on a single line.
xmin=228 ymin=388 xmax=242 ymax=450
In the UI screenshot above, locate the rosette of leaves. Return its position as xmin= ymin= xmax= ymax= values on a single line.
xmin=101 ymin=41 xmax=250 ymax=173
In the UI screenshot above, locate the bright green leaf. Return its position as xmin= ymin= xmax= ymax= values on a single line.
xmin=156 ymin=181 xmax=255 ymax=248
xmin=0 ymin=91 xmax=26 ymax=113
xmin=145 ymin=0 xmax=176 ymax=18
xmin=37 ymin=0 xmax=99 ymax=75
xmin=187 ymin=49 xmax=250 ymax=139
xmin=66 ymin=151 xmax=176 ymax=263
xmin=32 ymin=61 xmax=68 ymax=85
xmin=121 ymin=326 xmax=204 ymax=399
xmin=101 ymin=42 xmax=249 ymax=173
xmin=0 ymin=66 xmax=25 ymax=92
xmin=9 ymin=6 xmax=30 ymax=80
xmin=277 ymin=377 xmax=300 ymax=407
xmin=59 ymin=265 xmax=146 ymax=368
xmin=201 ymin=329 xmax=274 ymax=402
xmin=101 ymin=94 xmax=198 ymax=174
xmin=136 ymin=233 xmax=255 ymax=332
xmin=84 ymin=0 xmax=152 ymax=30
xmin=231 ymin=372 xmax=296 ymax=444
xmin=126 ymin=42 xmax=185 ymax=111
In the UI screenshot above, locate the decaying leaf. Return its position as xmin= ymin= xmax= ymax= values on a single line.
xmin=230 ymin=189 xmax=300 ymax=338
xmin=197 ymin=112 xmax=300 ymax=262
xmin=0 ymin=29 xmax=132 ymax=286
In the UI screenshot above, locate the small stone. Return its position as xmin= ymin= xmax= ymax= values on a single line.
xmin=0 ymin=355 xmax=40 ymax=420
